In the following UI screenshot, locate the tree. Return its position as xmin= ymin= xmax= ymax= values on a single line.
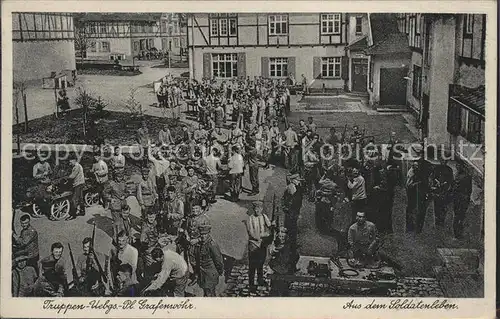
xmin=123 ymin=88 xmax=144 ymax=119
xmin=74 ymin=17 xmax=91 ymax=63
xmin=74 ymin=87 xmax=108 ymax=138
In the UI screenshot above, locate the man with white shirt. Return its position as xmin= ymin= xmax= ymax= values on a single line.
xmin=110 ymin=231 xmax=138 ymax=290
xmin=143 ymin=247 xmax=188 ymax=297
xmin=347 ymin=168 xmax=367 ymax=223
xmin=67 ymin=154 xmax=85 ymax=219
xmin=148 ymin=150 xmax=170 ymax=210
xmin=111 ymin=147 xmax=125 ymax=181
xmin=246 ymin=201 xmax=272 ymax=292
xmin=92 ymin=153 xmax=109 ymax=207
xmin=227 ymin=145 xmax=244 ymax=202
xmin=203 ymin=148 xmax=221 ymax=203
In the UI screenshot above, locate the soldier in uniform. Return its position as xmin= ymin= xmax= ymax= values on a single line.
xmin=76 ymin=237 xmax=108 ymax=296
xmin=181 ymin=166 xmax=200 ymax=215
xmin=140 ymin=210 xmax=159 ymax=271
xmin=33 ymin=242 xmax=68 ymax=297
xmin=136 ymin=121 xmax=150 ymax=166
xmin=163 ymin=185 xmax=185 ymax=230
xmin=12 ymin=214 xmax=39 ymax=276
xmin=109 ymin=231 xmax=139 ymax=291
xmin=137 ymin=170 xmax=158 ymax=219
xmin=282 ymin=174 xmax=304 ymax=256
xmin=188 ymin=223 xmax=224 ymax=297
xmin=114 ymin=263 xmax=138 ymax=297
xmin=110 ymin=147 xmax=125 ymax=181
xmin=12 ymin=253 xmax=37 ymax=297
xmin=104 ymin=170 xmax=127 ymax=222
xmin=430 ymin=157 xmax=454 ymax=229
xmin=112 ymin=202 xmax=135 ymax=245
xmin=347 ymin=212 xmax=379 ymax=267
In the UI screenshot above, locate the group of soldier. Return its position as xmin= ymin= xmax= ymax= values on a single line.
xmin=12 ymin=74 xmax=475 ymax=297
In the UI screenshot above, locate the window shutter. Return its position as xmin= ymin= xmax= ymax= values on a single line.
xmin=447 ymin=101 xmax=461 ymax=135
xmin=203 ymin=53 xmax=211 ymax=79
xmin=261 ymin=57 xmax=269 ymax=78
xmin=237 ymin=52 xmax=246 ymax=78
xmin=287 ymin=57 xmax=296 ymax=78
xmin=341 ymin=56 xmax=349 ymax=80
xmin=313 ymin=57 xmax=321 ymax=79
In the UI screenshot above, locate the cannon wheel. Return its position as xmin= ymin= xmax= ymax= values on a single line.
xmin=84 ymin=191 xmax=100 ymax=207
xmin=31 ymin=203 xmax=44 ymax=218
xmin=50 ymin=198 xmax=71 ymax=221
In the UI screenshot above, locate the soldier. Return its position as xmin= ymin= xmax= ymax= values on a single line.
xmin=148 ymin=150 xmax=170 ymax=210
xmin=163 ymin=186 xmax=185 ymax=230
xmin=430 ymin=157 xmax=454 ymax=228
xmin=371 ymin=163 xmax=392 ymax=234
xmin=140 ymin=210 xmax=159 ymax=269
xmin=136 ymin=121 xmax=150 ymax=166
xmin=347 ymin=168 xmax=367 ymax=223
xmin=452 ymin=161 xmax=472 ymax=239
xmin=12 ymin=253 xmax=37 ymax=297
xmin=137 ymin=170 xmax=158 ymax=218
xmin=114 ymin=263 xmax=138 ymax=297
xmin=159 ymin=124 xmax=175 ymax=146
xmin=105 ymin=170 xmax=127 ymax=222
xmin=283 ymin=125 xmax=299 ymax=170
xmin=246 ymin=141 xmax=260 ymax=196
xmin=189 ymin=223 xmax=224 ymax=297
xmin=306 ymin=116 xmax=317 ymax=134
xmin=347 ymin=212 xmax=379 ymax=267
xmin=246 ymin=201 xmax=272 ymax=292
xmin=33 ymin=242 xmax=68 ymax=297
xmin=181 ymin=166 xmax=200 ymax=214
xmin=12 ymin=214 xmax=39 ymax=276
xmin=405 ymin=161 xmax=428 ymax=233
xmin=282 ymin=174 xmax=305 ymax=256
xmin=32 ymin=154 xmax=51 ymax=181
xmin=76 ymin=237 xmax=107 ymax=296
xmin=112 ymin=202 xmax=135 ymax=245
xmin=91 ymin=153 xmax=109 ymax=206
xmin=203 ymin=147 xmax=222 ymax=203
xmin=67 ymin=153 xmax=85 ymax=219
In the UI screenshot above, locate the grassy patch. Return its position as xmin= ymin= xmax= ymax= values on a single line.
xmin=13 ymin=109 xmax=186 ymax=145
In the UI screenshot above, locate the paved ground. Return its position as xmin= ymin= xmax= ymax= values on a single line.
xmin=14 ymin=60 xmax=187 ymax=122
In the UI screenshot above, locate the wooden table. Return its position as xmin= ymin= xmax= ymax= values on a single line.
xmin=269 ymin=255 xmax=397 ymax=296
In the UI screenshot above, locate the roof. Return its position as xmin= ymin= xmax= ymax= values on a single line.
xmin=346 ymin=36 xmax=368 ymax=51
xmin=74 ymin=13 xmax=162 ymax=22
xmin=369 ymin=13 xmax=400 ymax=44
xmin=364 ymin=32 xmax=411 ymax=55
xmin=450 ymin=84 xmax=485 ymax=117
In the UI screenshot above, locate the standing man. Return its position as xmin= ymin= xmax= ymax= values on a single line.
xmin=452 ymin=161 xmax=472 ymax=239
xmin=110 ymin=147 xmax=125 ymax=181
xmin=109 ymin=231 xmax=139 ymax=289
xmin=301 ymin=74 xmax=309 ymax=95
xmin=431 ymin=157 xmax=454 ymax=229
xmin=307 ymin=116 xmax=317 ymax=134
xmin=246 ymin=201 xmax=272 ymax=292
xmin=92 ymin=153 xmax=109 ymax=207
xmin=283 ymin=125 xmax=298 ymax=169
xmin=33 ymin=242 xmax=68 ymax=297
xmin=347 ymin=168 xmax=367 ymax=223
xmin=189 ymin=223 xmax=224 ymax=297
xmin=13 ymin=214 xmax=39 ymax=276
xmin=406 ymin=161 xmax=427 ymax=233
xmin=136 ymin=121 xmax=150 ymax=167
xmin=112 ymin=202 xmax=134 ymax=244
xmin=140 ymin=210 xmax=159 ymax=269
xmin=76 ymin=237 xmax=107 ymax=296
xmin=163 ymin=186 xmax=185 ymax=230
xmin=67 ymin=154 xmax=85 ymax=220
xmin=159 ymin=124 xmax=175 ymax=146
xmin=148 ymin=150 xmax=170 ymax=210
xmin=228 ymin=145 xmax=244 ymax=202
xmin=12 ymin=253 xmax=37 ymax=297
xmin=203 ymin=148 xmax=221 ymax=203
xmin=137 ymin=170 xmax=158 ymax=218
xmin=246 ymin=141 xmax=260 ymax=196
xmin=282 ymin=174 xmax=304 ymax=256
xmin=143 ymin=247 xmax=189 ymax=297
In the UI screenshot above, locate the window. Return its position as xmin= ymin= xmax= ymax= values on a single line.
xmin=212 ymin=53 xmax=238 ymax=78
xmin=89 ymin=23 xmax=96 ymax=34
xmin=448 ymin=101 xmax=484 ymax=144
xmin=99 ymin=23 xmax=106 ymax=34
xmin=355 ymin=17 xmax=362 ymax=34
xmin=321 ymin=57 xmax=341 ymax=78
xmin=412 ymin=65 xmax=422 ymax=98
xmin=219 ymin=19 xmax=228 ymax=36
xmin=269 ymin=15 xmax=288 ymax=35
xmin=229 ymin=19 xmax=237 ymax=36
xmin=133 ymin=41 xmax=139 ymax=51
xmin=173 ymin=37 xmax=179 ymax=48
xmin=148 ymin=39 xmax=154 ymax=49
xmin=210 ymin=19 xmax=218 ymax=36
xmin=321 ymin=13 xmax=341 ymax=34
xmin=89 ymin=41 xmax=96 ymax=52
xmin=101 ymin=41 xmax=110 ymax=52
xmin=465 ymin=14 xmax=474 ymax=34
xmin=424 ymin=21 xmax=432 ymax=66
xmin=269 ymin=57 xmax=288 ymax=77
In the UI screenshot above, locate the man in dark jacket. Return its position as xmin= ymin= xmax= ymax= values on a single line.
xmin=189 ymin=223 xmax=224 ymax=296
xmin=452 ymin=161 xmax=472 ymax=239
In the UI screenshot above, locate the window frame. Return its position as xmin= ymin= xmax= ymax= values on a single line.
xmin=321 ymin=57 xmax=342 ymax=78
xmin=355 ymin=17 xmax=363 ymax=34
xmin=269 ymin=57 xmax=289 ymax=78
xmin=465 ymin=14 xmax=474 ymax=35
xmin=101 ymin=41 xmax=110 ymax=53
xmin=321 ymin=13 xmax=341 ymax=35
xmin=219 ymin=18 xmax=228 ymax=36
xmin=212 ymin=53 xmax=238 ymax=79
xmin=268 ymin=14 xmax=288 ymax=36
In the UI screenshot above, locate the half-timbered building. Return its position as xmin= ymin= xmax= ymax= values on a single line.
xmin=187 ymin=13 xmax=371 ymax=91
xmin=12 ymin=12 xmax=76 ymax=84
xmin=74 ymin=13 xmax=164 ymax=61
xmin=161 ymin=13 xmax=187 ymax=56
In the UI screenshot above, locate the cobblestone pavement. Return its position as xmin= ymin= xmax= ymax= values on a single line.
xmin=220 ymin=265 xmax=445 ymax=297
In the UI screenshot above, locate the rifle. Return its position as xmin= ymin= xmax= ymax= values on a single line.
xmin=68 ymin=243 xmax=79 ymax=287
xmin=340 ymin=124 xmax=348 ymax=144
xmin=90 ymin=223 xmax=109 ymax=285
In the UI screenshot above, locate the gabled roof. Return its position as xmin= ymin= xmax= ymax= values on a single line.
xmin=450 ymin=84 xmax=485 ymax=117
xmin=346 ymin=36 xmax=368 ymax=51
xmin=74 ymin=13 xmax=162 ymax=23
xmin=364 ymin=33 xmax=411 ymax=55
